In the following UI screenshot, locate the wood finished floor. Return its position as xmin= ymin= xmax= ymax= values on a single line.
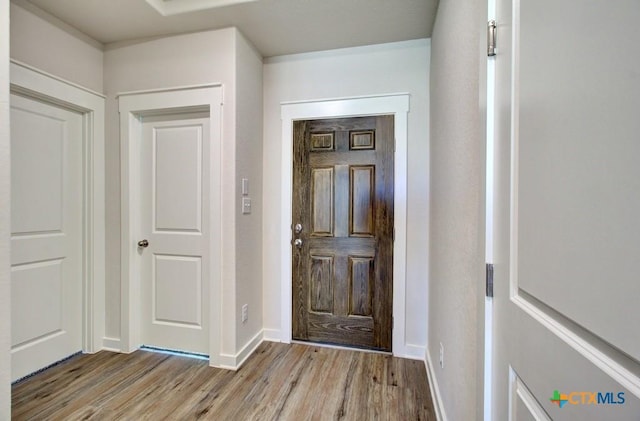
xmin=12 ymin=342 xmax=436 ymax=420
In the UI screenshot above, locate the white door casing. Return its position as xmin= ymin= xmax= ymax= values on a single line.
xmin=9 ymin=61 xmax=105 ymax=381
xmin=119 ymin=85 xmax=223 ymax=366
xmin=140 ymin=112 xmax=210 ymax=354
xmin=279 ymin=94 xmax=413 ymax=358
xmin=491 ymin=0 xmax=640 ymax=419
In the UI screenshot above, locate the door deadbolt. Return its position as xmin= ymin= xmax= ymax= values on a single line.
xmin=294 ymin=223 xmax=303 ymax=234
xmin=137 ymin=239 xmax=149 ymax=248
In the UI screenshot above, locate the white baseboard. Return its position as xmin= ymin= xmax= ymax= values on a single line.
xmin=217 ymin=330 xmax=265 ymax=371
xmin=102 ymin=337 xmax=121 ymax=352
xmin=262 ymin=329 xmax=281 ymax=342
xmin=425 ymin=348 xmax=447 ymax=421
xmin=103 ymin=332 xmax=265 ymax=371
xmin=396 ymin=343 xmax=426 ymax=360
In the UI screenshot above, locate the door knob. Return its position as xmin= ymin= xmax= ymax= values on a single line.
xmin=137 ymin=239 xmax=149 ymax=248
xmin=294 ymin=223 xmax=303 ymax=234
xmin=293 ymin=238 xmax=303 ymax=248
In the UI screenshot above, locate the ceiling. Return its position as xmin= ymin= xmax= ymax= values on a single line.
xmin=18 ymin=0 xmax=439 ymax=57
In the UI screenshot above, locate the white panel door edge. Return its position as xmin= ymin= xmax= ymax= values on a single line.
xmin=119 ymin=85 xmax=223 ymax=367
xmin=9 ymin=61 xmax=105 ymax=358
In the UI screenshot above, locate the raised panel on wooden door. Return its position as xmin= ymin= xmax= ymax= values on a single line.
xmin=309 ymin=254 xmax=334 ymax=313
xmin=350 ymin=130 xmax=375 ymax=151
xmin=348 ymin=256 xmax=374 ymax=317
xmin=9 ymin=93 xmax=83 ymax=381
xmin=311 ymin=167 xmax=334 ymax=237
xmin=350 ymin=165 xmax=375 ymax=237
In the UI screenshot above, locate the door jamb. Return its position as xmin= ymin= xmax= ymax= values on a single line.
xmin=280 ymin=93 xmax=411 ymax=357
xmin=9 ymin=60 xmax=106 ymax=354
xmin=118 ymin=84 xmax=223 ymax=366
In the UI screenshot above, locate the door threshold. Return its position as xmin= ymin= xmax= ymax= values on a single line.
xmin=291 ymin=340 xmax=392 ymax=356
xmin=140 ymin=345 xmax=209 ymax=361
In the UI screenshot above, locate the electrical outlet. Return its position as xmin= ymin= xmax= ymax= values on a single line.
xmin=241 ymin=304 xmax=248 ymax=323
xmin=439 ymin=342 xmax=444 ymax=368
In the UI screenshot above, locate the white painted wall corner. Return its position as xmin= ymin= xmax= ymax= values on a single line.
xmin=262 ymin=329 xmax=282 ymax=342
xmin=217 ymin=329 xmax=264 ymax=371
xmin=398 ymin=344 xmax=426 ymax=361
xmin=102 ymin=337 xmax=122 ymax=353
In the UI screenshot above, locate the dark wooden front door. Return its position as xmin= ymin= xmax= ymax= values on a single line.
xmin=292 ymin=115 xmax=394 ymax=351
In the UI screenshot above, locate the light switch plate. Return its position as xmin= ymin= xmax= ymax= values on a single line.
xmin=241 ymin=178 xmax=249 ymax=196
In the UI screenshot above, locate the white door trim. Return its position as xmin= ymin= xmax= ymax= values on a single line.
xmin=118 ymin=84 xmax=223 ymax=366
xmin=10 ymin=60 xmax=106 ymax=354
xmin=280 ymin=93 xmax=411 ymax=357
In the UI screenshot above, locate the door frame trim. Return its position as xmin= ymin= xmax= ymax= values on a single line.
xmin=9 ymin=60 xmax=106 ymax=354
xmin=280 ymin=93 xmax=411 ymax=356
xmin=118 ymin=84 xmax=223 ymax=366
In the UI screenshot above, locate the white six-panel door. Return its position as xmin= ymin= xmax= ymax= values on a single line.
xmin=491 ymin=0 xmax=640 ymax=419
xmin=10 ymin=93 xmax=83 ymax=381
xmin=139 ymin=112 xmax=210 ymax=354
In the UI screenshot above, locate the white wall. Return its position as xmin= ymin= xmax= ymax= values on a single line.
xmin=5 ymin=4 xmax=104 ymax=416
xmin=234 ymin=32 xmax=263 ymax=350
xmin=428 ymin=0 xmax=484 ymax=419
xmin=103 ymin=28 xmax=235 ymax=351
xmin=0 ymin=0 xmax=11 ymax=417
xmin=262 ymin=39 xmax=430 ymax=351
xmin=10 ymin=2 xmax=103 ymax=93
xmin=104 ymin=27 xmax=263 ymax=359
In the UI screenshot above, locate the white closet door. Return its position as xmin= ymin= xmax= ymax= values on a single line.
xmin=139 ymin=112 xmax=210 ymax=354
xmin=10 ymin=93 xmax=83 ymax=381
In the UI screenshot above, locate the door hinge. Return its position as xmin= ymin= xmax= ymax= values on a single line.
xmin=487 ymin=20 xmax=497 ymax=57
xmin=486 ymin=263 xmax=494 ymax=298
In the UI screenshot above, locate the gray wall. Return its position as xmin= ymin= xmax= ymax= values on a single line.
xmin=10 ymin=2 xmax=103 ymax=93
xmin=428 ymin=0 xmax=484 ymax=419
xmin=262 ymin=40 xmax=430 ymax=353
xmin=5 ymin=4 xmax=104 ymax=417
xmin=103 ymin=28 xmax=236 ymax=352
xmin=103 ymin=27 xmax=264 ymax=357
xmin=234 ymin=32 xmax=264 ymax=349
xmin=10 ymin=2 xmax=265 ymax=360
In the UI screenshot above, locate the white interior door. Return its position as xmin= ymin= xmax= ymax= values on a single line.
xmin=10 ymin=93 xmax=83 ymax=381
xmin=491 ymin=0 xmax=640 ymax=419
xmin=139 ymin=112 xmax=210 ymax=355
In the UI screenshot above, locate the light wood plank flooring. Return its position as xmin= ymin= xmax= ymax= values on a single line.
xmin=12 ymin=342 xmax=435 ymax=420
